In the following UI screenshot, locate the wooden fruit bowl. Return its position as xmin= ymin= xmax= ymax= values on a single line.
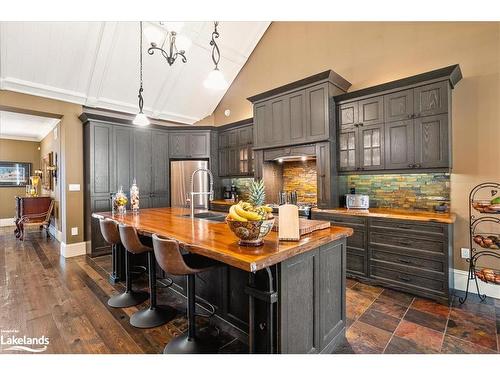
xmin=226 ymin=218 xmax=275 ymax=246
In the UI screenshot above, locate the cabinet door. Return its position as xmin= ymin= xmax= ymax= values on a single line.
xmin=253 ymin=102 xmax=268 ymax=148
xmin=287 ymin=90 xmax=306 ymax=143
xmin=218 ymin=149 xmax=228 ymax=177
xmin=414 ymin=114 xmax=449 ymax=168
xmin=316 ymin=142 xmax=332 ymax=208
xmin=414 ymin=81 xmax=448 ymax=117
xmin=227 ymin=129 xmax=238 ymax=147
xmin=358 ymin=96 xmax=384 ymax=126
xmin=133 ymin=129 xmax=152 ymax=208
xmin=228 ymin=148 xmax=238 ymax=176
xmin=268 ymin=97 xmax=288 ymax=146
xmin=338 ymin=128 xmax=358 ymax=172
xmin=237 ymin=126 xmax=252 ymax=146
xmin=218 ymin=132 xmax=228 ymax=149
xmin=359 ymin=124 xmax=384 ymax=170
xmin=253 ymin=150 xmax=264 ymax=180
xmin=238 ymin=146 xmax=250 ymax=175
xmin=169 ymin=133 xmax=189 ymax=158
xmin=384 ymin=120 xmax=415 ymax=170
xmin=190 ymin=133 xmax=210 ymax=158
xmin=339 ymin=101 xmax=358 ymax=129
xmin=384 ymin=89 xmax=414 ymax=122
xmin=306 ymin=83 xmax=329 ymax=141
xmin=91 ymin=123 xmax=113 ymax=195
xmin=151 ymin=130 xmax=169 ymax=207
xmin=114 ymin=126 xmax=133 ymax=197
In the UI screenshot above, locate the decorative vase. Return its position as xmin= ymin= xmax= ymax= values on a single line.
xmin=130 ymin=179 xmax=139 ymax=213
xmin=113 ymin=186 xmax=128 ymax=216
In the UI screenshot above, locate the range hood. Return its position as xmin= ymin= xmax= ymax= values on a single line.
xmin=274 ymin=155 xmax=316 ymax=163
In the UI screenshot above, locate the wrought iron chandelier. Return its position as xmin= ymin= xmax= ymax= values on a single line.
xmin=133 ymin=21 xmax=150 ymax=126
xmin=147 ymin=23 xmax=187 ymax=66
xmin=204 ymin=21 xmax=228 ymax=90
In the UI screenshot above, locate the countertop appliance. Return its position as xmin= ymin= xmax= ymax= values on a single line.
xmin=345 ymin=194 xmax=369 ymax=209
xmin=170 ymin=160 xmax=209 ymax=209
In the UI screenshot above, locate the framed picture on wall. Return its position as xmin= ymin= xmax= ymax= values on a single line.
xmin=0 ymin=161 xmax=32 ymax=187
xmin=41 ymin=152 xmax=53 ymax=191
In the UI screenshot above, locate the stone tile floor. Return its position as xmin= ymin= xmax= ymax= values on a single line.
xmin=334 ymin=279 xmax=500 ymax=354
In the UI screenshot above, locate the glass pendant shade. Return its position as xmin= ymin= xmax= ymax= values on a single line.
xmin=204 ymin=68 xmax=228 ymax=90
xmin=133 ymin=112 xmax=150 ymax=126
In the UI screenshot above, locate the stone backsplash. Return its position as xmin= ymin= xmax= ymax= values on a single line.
xmin=282 ymin=160 xmax=318 ymax=204
xmin=339 ymin=173 xmax=450 ymax=211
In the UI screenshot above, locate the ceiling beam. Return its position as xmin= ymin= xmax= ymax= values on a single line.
xmin=85 ymin=21 xmax=118 ymax=107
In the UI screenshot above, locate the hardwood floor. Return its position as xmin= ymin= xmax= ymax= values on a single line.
xmin=1 ymin=226 xmax=499 ymax=354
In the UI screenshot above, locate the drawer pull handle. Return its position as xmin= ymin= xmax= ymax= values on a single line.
xmin=399 ymin=276 xmax=412 ymax=282
xmin=398 ymin=258 xmax=411 ymax=264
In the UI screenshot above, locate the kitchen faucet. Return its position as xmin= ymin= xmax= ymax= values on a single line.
xmin=188 ymin=168 xmax=214 ymax=218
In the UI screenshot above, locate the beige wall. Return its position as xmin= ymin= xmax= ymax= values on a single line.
xmin=0 ymin=139 xmax=41 ymax=219
xmin=212 ymin=22 xmax=500 ymax=270
xmin=0 ymin=91 xmax=83 ymax=245
xmin=40 ymin=123 xmax=61 ymax=231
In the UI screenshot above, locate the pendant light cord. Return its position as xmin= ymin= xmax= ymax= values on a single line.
xmin=138 ymin=21 xmax=144 ymax=113
xmin=210 ymin=21 xmax=220 ymax=70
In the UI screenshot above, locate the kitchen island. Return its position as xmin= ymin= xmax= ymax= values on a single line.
xmin=92 ymin=207 xmax=352 ymax=354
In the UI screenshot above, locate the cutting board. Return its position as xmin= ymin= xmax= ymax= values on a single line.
xmin=273 ymin=217 xmax=331 ymax=239
xmin=278 ymin=205 xmax=300 ymax=241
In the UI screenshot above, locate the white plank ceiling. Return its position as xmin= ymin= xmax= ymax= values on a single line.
xmin=0 ymin=21 xmax=270 ymax=124
xmin=0 ymin=110 xmax=59 ymax=141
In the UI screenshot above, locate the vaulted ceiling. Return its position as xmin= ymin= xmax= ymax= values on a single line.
xmin=0 ymin=21 xmax=270 ymax=124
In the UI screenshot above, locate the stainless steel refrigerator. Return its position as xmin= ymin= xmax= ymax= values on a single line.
xmin=170 ymin=160 xmax=209 ymax=209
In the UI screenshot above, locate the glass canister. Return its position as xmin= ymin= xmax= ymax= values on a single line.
xmin=130 ymin=179 xmax=139 ymax=213
xmin=113 ymin=186 xmax=128 ymax=215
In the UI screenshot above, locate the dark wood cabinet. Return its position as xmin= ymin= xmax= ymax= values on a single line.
xmin=384 ymin=89 xmax=414 ymax=123
xmin=339 ymin=101 xmax=358 ymax=129
xmin=169 ymin=132 xmax=210 ymax=158
xmin=414 ymin=114 xmax=449 ymax=168
xmin=414 ymin=81 xmax=448 ymax=117
xmin=336 ymin=65 xmax=461 ymax=173
xmin=310 ymin=212 xmax=454 ymax=304
xmin=133 ymin=129 xmax=153 ymax=208
xmin=358 ymin=96 xmax=384 ymax=126
xmin=359 ymin=123 xmax=384 ymax=170
xmin=151 ymin=130 xmax=170 ymax=207
xmin=316 ymin=141 xmax=336 ymax=208
xmin=384 ymin=119 xmax=415 ymax=170
xmin=339 ymin=128 xmax=358 ymax=172
xmin=217 ymin=122 xmax=253 ymax=177
xmin=249 ymin=70 xmax=350 ymax=150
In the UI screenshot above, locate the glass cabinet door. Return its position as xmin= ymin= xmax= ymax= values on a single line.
xmin=339 ymin=129 xmax=357 ymax=171
xmin=360 ymin=124 xmax=384 ymax=170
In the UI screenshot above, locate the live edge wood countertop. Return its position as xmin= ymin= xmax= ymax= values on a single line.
xmin=312 ymin=207 xmax=456 ymax=224
xmin=92 ymin=207 xmax=353 ymax=272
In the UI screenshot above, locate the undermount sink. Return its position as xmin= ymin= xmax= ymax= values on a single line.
xmin=180 ymin=212 xmax=227 ymax=222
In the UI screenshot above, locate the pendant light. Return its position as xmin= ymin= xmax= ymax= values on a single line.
xmin=204 ymin=22 xmax=228 ymax=90
xmin=133 ymin=21 xmax=150 ymax=126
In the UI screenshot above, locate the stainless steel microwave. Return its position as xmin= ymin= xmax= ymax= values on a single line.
xmin=345 ymin=194 xmax=369 ymax=209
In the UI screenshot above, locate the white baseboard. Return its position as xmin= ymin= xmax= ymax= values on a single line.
xmin=0 ymin=217 xmax=15 ymax=227
xmin=453 ymin=268 xmax=500 ymax=300
xmin=60 ymin=241 xmax=86 ymax=258
xmin=48 ymin=225 xmax=62 ymax=242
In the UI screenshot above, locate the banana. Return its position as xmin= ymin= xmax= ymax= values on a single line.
xmin=234 ymin=204 xmax=261 ymax=221
xmin=260 ymin=205 xmax=273 ymax=213
xmin=229 ymin=205 xmax=247 ymax=222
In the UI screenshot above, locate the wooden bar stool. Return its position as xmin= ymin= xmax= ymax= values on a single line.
xmin=119 ymin=224 xmax=176 ymax=329
xmin=100 ymin=218 xmax=148 ymax=308
xmin=152 ymin=234 xmax=221 ymax=354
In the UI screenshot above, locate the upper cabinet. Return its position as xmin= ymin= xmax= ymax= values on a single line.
xmin=248 ymin=70 xmax=352 ymax=150
xmin=335 ymin=64 xmax=462 ymax=173
xmin=217 ymin=121 xmax=254 ymax=178
xmin=169 ymin=131 xmax=210 ymax=158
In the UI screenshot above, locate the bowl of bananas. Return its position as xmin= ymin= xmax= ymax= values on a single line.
xmin=226 ymin=180 xmax=275 ymax=246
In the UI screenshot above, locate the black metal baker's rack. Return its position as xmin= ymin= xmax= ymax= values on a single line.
xmin=459 ymin=182 xmax=500 ymax=304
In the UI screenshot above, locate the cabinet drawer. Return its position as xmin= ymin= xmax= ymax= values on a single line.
xmin=370 ymin=231 xmax=445 ymax=253
xmin=371 ymin=247 xmax=445 ymax=273
xmin=312 ymin=212 xmax=366 ymax=226
xmin=370 ymin=218 xmax=446 ymax=237
xmin=347 ymin=249 xmax=367 ymax=277
xmin=371 ymin=262 xmax=446 ymax=293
